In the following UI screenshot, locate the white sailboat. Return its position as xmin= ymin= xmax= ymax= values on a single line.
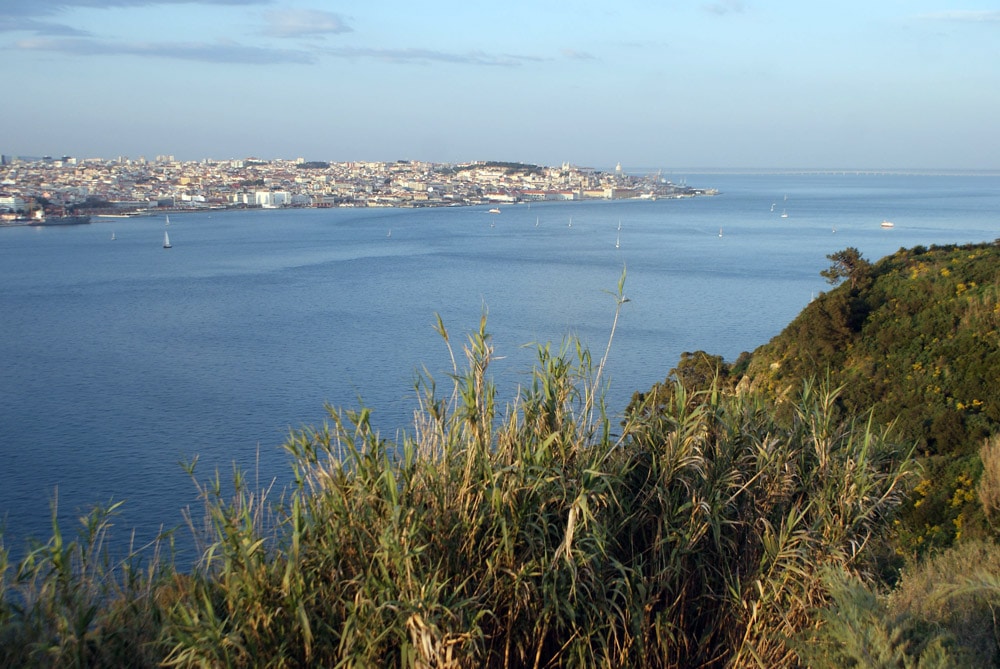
xmin=163 ymin=230 xmax=172 ymax=249
xmin=165 ymin=214 xmax=170 ymax=226
xmin=780 ymin=209 xmax=788 ymax=218
xmin=111 ymin=231 xmax=116 ymax=241
xmin=719 ymin=227 xmax=723 ymax=238
xmin=616 ymin=231 xmax=620 ymax=249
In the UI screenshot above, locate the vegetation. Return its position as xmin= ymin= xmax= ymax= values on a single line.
xmin=638 ymin=242 xmax=1000 ymax=555
xmin=4 ymin=240 xmax=1000 ymax=665
xmin=454 ymin=161 xmax=545 ymax=177
xmin=294 ymin=161 xmax=329 ymax=170
xmin=2 ymin=309 xmax=917 ymax=665
xmin=746 ymin=242 xmax=1000 ymax=556
xmin=819 ymin=246 xmax=872 ymax=290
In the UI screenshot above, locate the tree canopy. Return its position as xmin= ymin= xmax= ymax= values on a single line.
xmin=820 ymin=246 xmax=871 ymax=289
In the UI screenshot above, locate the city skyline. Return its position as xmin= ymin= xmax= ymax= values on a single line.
xmin=4 ymin=1 xmax=999 ymax=170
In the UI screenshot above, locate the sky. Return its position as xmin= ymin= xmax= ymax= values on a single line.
xmin=3 ymin=1 xmax=999 ymax=170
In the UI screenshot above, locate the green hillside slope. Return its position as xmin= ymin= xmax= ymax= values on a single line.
xmin=634 ymin=241 xmax=1000 ymax=555
xmin=747 ymin=241 xmax=1000 ymax=553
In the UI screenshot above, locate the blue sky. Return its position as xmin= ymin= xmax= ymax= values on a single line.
xmin=3 ymin=1 xmax=999 ymax=169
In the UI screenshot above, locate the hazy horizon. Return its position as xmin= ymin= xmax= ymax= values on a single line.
xmin=5 ymin=1 xmax=999 ymax=171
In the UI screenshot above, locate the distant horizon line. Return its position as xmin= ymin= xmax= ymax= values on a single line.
xmin=624 ymin=166 xmax=1000 ymax=178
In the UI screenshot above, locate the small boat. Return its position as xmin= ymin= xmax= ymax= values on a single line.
xmin=535 ymin=216 xmax=539 ymax=227
xmin=111 ymin=232 xmax=116 ymax=241
xmin=718 ymin=227 xmax=723 ymax=238
xmin=780 ymin=209 xmax=788 ymax=218
xmin=881 ymin=220 xmax=895 ymax=228
xmin=616 ymin=231 xmax=621 ymax=249
xmin=488 ymin=207 xmax=501 ymax=214
xmin=568 ymin=217 xmax=572 ymax=228
xmin=165 ymin=215 xmax=170 ymax=226
xmin=163 ymin=230 xmax=172 ymax=249
xmin=770 ymin=203 xmax=776 ymax=212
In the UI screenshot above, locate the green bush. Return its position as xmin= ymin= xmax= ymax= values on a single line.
xmin=801 ymin=540 xmax=1000 ymax=667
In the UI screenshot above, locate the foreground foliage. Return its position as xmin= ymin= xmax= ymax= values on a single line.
xmin=2 ymin=313 xmax=917 ymax=667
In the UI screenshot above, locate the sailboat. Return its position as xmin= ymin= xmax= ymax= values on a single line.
xmin=780 ymin=209 xmax=788 ymax=218
xmin=165 ymin=214 xmax=170 ymax=226
xmin=111 ymin=231 xmax=116 ymax=241
xmin=615 ymin=230 xmax=620 ymax=249
xmin=719 ymin=227 xmax=723 ymax=238
xmin=535 ymin=216 xmax=539 ymax=227
xmin=617 ymin=219 xmax=622 ymax=231
xmin=568 ymin=217 xmax=572 ymax=228
xmin=163 ymin=230 xmax=172 ymax=249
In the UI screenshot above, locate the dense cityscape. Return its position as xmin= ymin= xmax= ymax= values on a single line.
xmin=0 ymin=155 xmax=713 ymax=224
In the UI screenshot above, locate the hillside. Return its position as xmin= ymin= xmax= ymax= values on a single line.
xmin=644 ymin=240 xmax=1000 ymax=556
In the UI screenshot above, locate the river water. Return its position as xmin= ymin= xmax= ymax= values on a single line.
xmin=2 ymin=171 xmax=997 ymax=561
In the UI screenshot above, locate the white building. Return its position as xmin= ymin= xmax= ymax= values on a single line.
xmin=0 ymin=194 xmax=26 ymax=212
xmin=254 ymin=190 xmax=291 ymax=208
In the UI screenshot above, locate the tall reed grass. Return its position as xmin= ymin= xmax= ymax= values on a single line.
xmin=1 ymin=304 xmax=916 ymax=667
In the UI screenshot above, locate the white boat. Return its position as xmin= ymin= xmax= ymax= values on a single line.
xmin=718 ymin=227 xmax=723 ymax=238
xmin=488 ymin=207 xmax=501 ymax=214
xmin=780 ymin=209 xmax=788 ymax=218
xmin=881 ymin=219 xmax=895 ymax=228
xmin=568 ymin=217 xmax=572 ymax=228
xmin=111 ymin=232 xmax=116 ymax=241
xmin=165 ymin=215 xmax=170 ymax=226
xmin=616 ymin=231 xmax=621 ymax=249
xmin=770 ymin=203 xmax=776 ymax=212
xmin=163 ymin=230 xmax=172 ymax=248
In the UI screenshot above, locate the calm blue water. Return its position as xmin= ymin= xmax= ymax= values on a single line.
xmin=2 ymin=172 xmax=998 ymax=562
